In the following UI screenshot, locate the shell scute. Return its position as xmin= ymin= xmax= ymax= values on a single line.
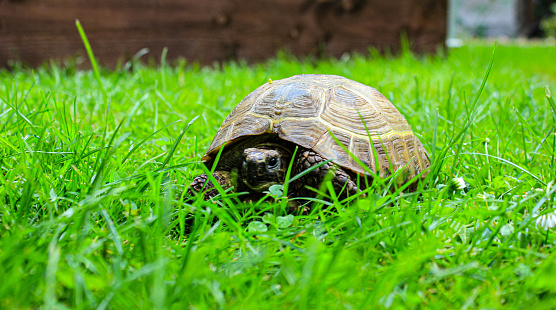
xmin=349 ymin=137 xmax=374 ymax=173
xmin=322 ymin=86 xmax=389 ymax=136
xmin=253 ymin=82 xmax=322 ymax=119
xmin=275 ymin=118 xmax=328 ymax=149
xmin=313 ymin=129 xmax=352 ymax=168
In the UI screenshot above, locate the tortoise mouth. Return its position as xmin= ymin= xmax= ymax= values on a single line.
xmin=242 ymin=179 xmax=280 ymax=192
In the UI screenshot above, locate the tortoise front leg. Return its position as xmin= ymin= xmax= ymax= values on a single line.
xmin=293 ymin=149 xmax=363 ymax=198
xmin=187 ymin=171 xmax=235 ymax=200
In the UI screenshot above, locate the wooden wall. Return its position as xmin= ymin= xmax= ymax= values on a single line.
xmin=0 ymin=0 xmax=447 ymax=68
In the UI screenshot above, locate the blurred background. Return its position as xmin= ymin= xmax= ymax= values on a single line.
xmin=0 ymin=0 xmax=554 ymax=68
xmin=448 ymin=0 xmax=555 ymax=41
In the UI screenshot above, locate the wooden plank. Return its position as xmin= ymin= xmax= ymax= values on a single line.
xmin=0 ymin=0 xmax=447 ymax=68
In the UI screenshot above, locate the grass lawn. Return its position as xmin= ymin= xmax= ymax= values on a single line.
xmin=1 ymin=40 xmax=556 ymax=309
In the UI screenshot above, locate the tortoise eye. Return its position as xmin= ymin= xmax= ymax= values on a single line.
xmin=267 ymin=157 xmax=279 ymax=169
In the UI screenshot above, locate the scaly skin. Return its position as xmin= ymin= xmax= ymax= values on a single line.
xmin=292 ymin=149 xmax=365 ymax=199
xmin=187 ymin=171 xmax=236 ymax=200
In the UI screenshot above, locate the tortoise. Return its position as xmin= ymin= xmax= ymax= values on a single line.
xmin=188 ymin=74 xmax=430 ymax=200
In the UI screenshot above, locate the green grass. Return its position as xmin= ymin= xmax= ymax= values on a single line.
xmin=1 ymin=41 xmax=556 ymax=309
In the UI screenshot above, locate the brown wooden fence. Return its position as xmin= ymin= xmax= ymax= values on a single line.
xmin=0 ymin=0 xmax=447 ymax=68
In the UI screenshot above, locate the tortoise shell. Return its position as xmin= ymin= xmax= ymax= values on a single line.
xmin=203 ymin=74 xmax=430 ymax=184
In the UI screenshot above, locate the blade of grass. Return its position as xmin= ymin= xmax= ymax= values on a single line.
xmin=75 ymin=19 xmax=108 ymax=104
xmin=432 ymin=108 xmax=439 ymax=163
xmin=546 ymin=87 xmax=556 ymax=170
xmin=157 ymin=116 xmax=199 ymax=171
xmin=119 ymin=120 xmax=181 ymax=167
xmin=462 ymin=152 xmax=546 ymax=185
xmin=0 ymin=81 xmax=36 ymax=131
xmin=100 ymin=209 xmax=124 ymax=257
xmin=284 ymin=158 xmax=334 ymax=185
xmin=439 ymin=42 xmax=496 ymax=180
xmin=280 ymin=146 xmax=298 ymax=210
xmin=197 ymin=164 xmax=250 ymax=242
xmin=88 ymin=119 xmax=125 ymax=194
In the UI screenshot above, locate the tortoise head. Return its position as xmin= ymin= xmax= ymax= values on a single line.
xmin=241 ymin=146 xmax=291 ymax=192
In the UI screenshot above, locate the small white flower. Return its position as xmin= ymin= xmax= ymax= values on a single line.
xmin=546 ymin=180 xmax=555 ymax=196
xmin=452 ymin=177 xmax=466 ymax=190
xmin=477 ymin=192 xmax=494 ymax=200
xmin=535 ymin=211 xmax=556 ymax=231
